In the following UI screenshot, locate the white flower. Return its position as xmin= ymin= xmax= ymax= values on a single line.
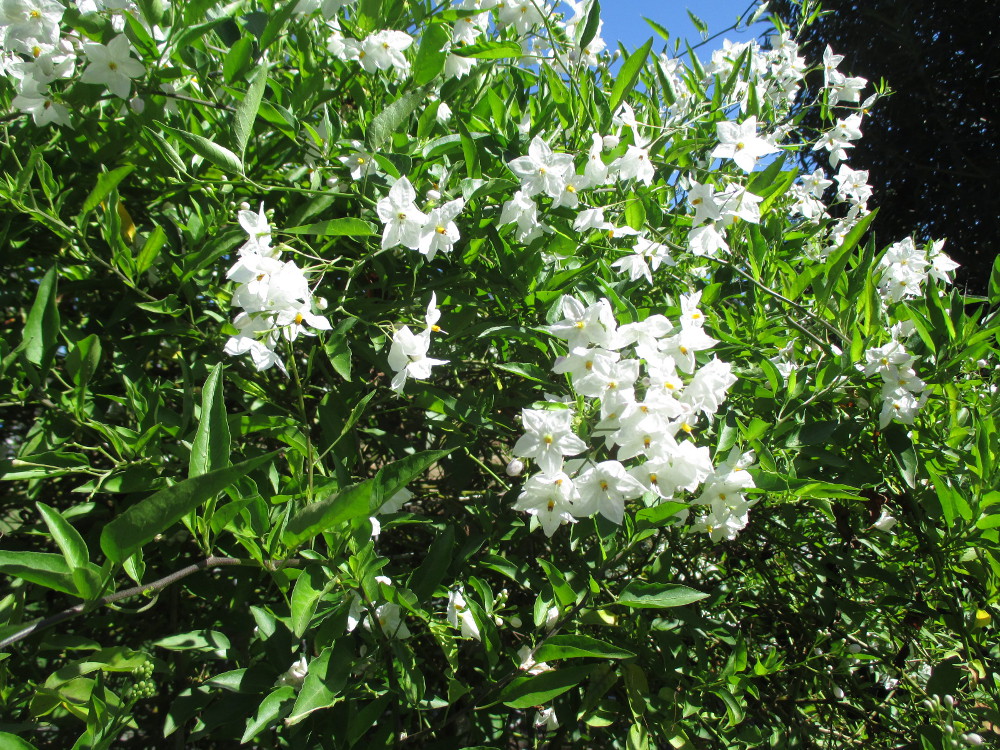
xmin=872 ymin=510 xmax=897 ymax=532
xmin=513 ymin=471 xmax=580 ymax=536
xmin=418 ymin=198 xmax=465 ymax=260
xmin=276 ymin=656 xmax=309 ymax=687
xmin=447 ymin=589 xmax=482 ymax=640
xmin=711 ymin=116 xmax=777 ymax=172
xmin=512 ymin=408 xmax=587 ymax=475
xmin=574 ymin=460 xmax=646 ymax=524
xmin=80 ymin=35 xmax=145 ymax=100
xmin=377 ymin=176 xmax=427 ymax=251
xmin=387 ymin=326 xmax=447 ymax=392
xmin=507 ymin=135 xmax=574 ymax=198
xmin=535 ymin=706 xmax=560 ymax=731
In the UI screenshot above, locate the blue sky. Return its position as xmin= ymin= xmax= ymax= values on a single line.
xmin=597 ymin=1 xmax=767 ymax=55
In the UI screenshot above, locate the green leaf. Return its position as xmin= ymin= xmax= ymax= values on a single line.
xmin=577 ymin=0 xmax=602 ymax=50
xmin=453 ymin=41 xmax=523 ymax=59
xmin=144 ymin=128 xmax=188 ymax=175
xmin=283 ymin=449 xmax=451 ymax=547
xmin=884 ymin=423 xmax=918 ymax=489
xmin=153 ymin=630 xmax=231 ymax=653
xmin=81 ymin=165 xmax=134 ymax=215
xmin=282 ymin=481 xmax=373 ymax=548
xmin=100 ymin=452 xmax=277 ymax=563
xmin=367 ymin=88 xmax=426 ymax=152
xmin=223 ymin=36 xmax=254 ymax=84
xmin=687 ymin=9 xmax=708 ymax=35
xmin=135 ymin=225 xmax=166 ymax=275
xmin=232 ymin=67 xmax=268 ymax=158
xmin=36 ymin=502 xmax=89 ymax=573
xmin=0 ymin=550 xmax=76 ymax=596
xmin=412 ymin=22 xmax=451 ymax=86
xmin=23 ymin=266 xmax=59 ymax=368
xmin=643 ymin=16 xmax=670 ymax=42
xmin=501 ymin=664 xmax=592 ymax=708
xmin=189 ymin=363 xmax=231 ymax=478
xmin=283 ymin=218 xmax=376 ymax=236
xmin=290 ymin=564 xmax=330 ymax=638
xmin=0 ymin=732 xmax=38 ymax=750
xmin=534 ymin=635 xmax=635 ymax=662
xmin=241 ymin=686 xmax=296 ymax=744
xmin=609 ymin=38 xmax=653 ymax=114
xmin=259 ymin=1 xmax=299 ymax=50
xmin=408 ymin=525 xmax=455 ymax=601
xmin=615 ymin=582 xmax=708 ymax=609
xmin=156 ymin=122 xmax=243 ymax=175
xmin=372 ymin=448 xmax=453 ymax=508
xmin=286 ymin=647 xmax=351 ymax=725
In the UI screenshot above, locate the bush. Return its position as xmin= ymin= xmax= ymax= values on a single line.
xmin=1 ymin=1 xmax=998 ymax=747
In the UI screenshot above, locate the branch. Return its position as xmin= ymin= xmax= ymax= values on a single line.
xmin=0 ymin=556 xmax=303 ymax=651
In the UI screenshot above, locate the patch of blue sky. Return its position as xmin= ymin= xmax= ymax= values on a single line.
xmin=595 ymin=0 xmax=769 ymax=56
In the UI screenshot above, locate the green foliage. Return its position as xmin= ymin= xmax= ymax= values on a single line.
xmin=0 ymin=1 xmax=998 ymax=748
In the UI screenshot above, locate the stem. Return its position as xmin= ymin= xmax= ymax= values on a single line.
xmin=0 ymin=556 xmax=302 ymax=651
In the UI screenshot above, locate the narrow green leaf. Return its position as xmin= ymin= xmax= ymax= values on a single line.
xmin=144 ymin=128 xmax=188 ymax=175
xmin=367 ymin=88 xmax=426 ymax=152
xmin=643 ymin=16 xmax=670 ymax=42
xmin=286 ymin=647 xmax=351 ymax=724
xmin=609 ymin=38 xmax=653 ymax=114
xmin=153 ymin=629 xmax=231 ymax=652
xmin=615 ymin=582 xmax=708 ymax=609
xmin=223 ymin=36 xmax=254 ymax=84
xmin=577 ymin=0 xmax=602 ymax=50
xmin=687 ymin=9 xmax=708 ymax=35
xmin=157 ymin=122 xmax=243 ymax=175
xmin=36 ymin=503 xmax=89 ymax=573
xmin=82 ymin=165 xmax=134 ymax=215
xmin=135 ymin=225 xmax=166 ymax=275
xmin=232 ymin=67 xmax=268 ymax=158
xmin=373 ymin=448 xmax=453 ymax=508
xmin=23 ymin=266 xmax=59 ymax=368
xmin=283 ymin=218 xmax=376 ymax=236
xmin=501 ymin=665 xmax=592 ymax=708
xmin=408 ymin=525 xmax=455 ymax=601
xmin=290 ymin=564 xmax=330 ymax=639
xmin=282 ymin=481 xmax=374 ymax=548
xmin=242 ymin=687 xmax=296 ymax=743
xmin=259 ymin=1 xmax=299 ymax=50
xmin=100 ymin=452 xmax=277 ymax=563
xmin=534 ymin=635 xmax=635 ymax=662
xmin=453 ymin=41 xmax=523 ymax=59
xmin=0 ymin=732 xmax=39 ymax=750
xmin=0 ymin=550 xmax=76 ymax=596
xmin=189 ymin=364 xmax=231 ymax=478
xmin=413 ymin=22 xmax=451 ymax=86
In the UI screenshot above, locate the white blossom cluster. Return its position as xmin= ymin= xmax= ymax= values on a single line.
xmin=511 ymin=294 xmax=757 ymax=542
xmin=386 ymin=293 xmax=448 ymax=392
xmin=222 ymin=204 xmax=331 ymax=374
xmin=877 ymin=238 xmax=960 ymax=303
xmin=862 ymin=331 xmax=928 ymax=429
xmin=0 ymin=1 xmax=156 ymax=126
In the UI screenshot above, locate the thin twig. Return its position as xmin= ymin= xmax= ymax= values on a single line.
xmin=0 ymin=556 xmax=303 ymax=650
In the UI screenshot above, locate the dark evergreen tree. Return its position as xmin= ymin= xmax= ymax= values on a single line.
xmin=770 ymin=0 xmax=1000 ymax=293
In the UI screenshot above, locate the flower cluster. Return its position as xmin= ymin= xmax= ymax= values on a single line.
xmin=877 ymin=238 xmax=959 ymax=303
xmin=1 ymin=0 xmax=152 ymax=127
xmin=222 ymin=204 xmax=330 ymax=374
xmin=387 ymin=294 xmax=448 ymax=392
xmin=376 ymin=176 xmax=466 ymax=260
xmin=512 ymin=294 xmax=756 ymax=541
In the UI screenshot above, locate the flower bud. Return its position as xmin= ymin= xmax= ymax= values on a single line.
xmin=315 ymin=296 xmax=328 ymax=311
xmin=509 ymin=615 xmax=522 ymax=627
xmin=602 ymin=134 xmax=620 ymax=150
xmin=130 ymin=96 xmax=145 ymax=114
xmin=943 ymin=694 xmax=954 ymax=708
xmin=506 ymin=458 xmax=524 ymax=477
xmin=239 ymin=202 xmax=251 ymax=211
xmin=832 ymin=686 xmax=845 ymax=699
xmin=426 ymin=189 xmax=441 ymax=202
xmin=963 ymin=733 xmax=984 ymax=746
